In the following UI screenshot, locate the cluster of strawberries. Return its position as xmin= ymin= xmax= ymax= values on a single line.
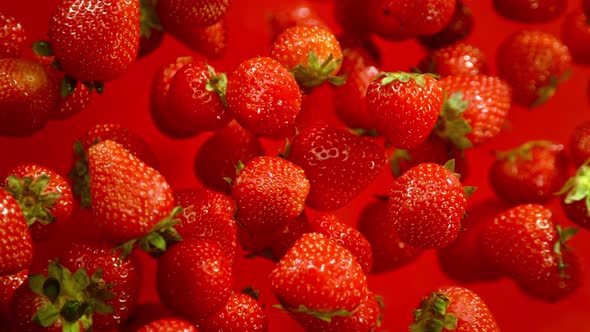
xmin=0 ymin=0 xmax=589 ymax=331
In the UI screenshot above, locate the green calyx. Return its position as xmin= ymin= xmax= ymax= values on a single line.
xmin=291 ymin=51 xmax=345 ymax=90
xmin=139 ymin=0 xmax=162 ymax=39
xmin=494 ymin=140 xmax=553 ymax=163
xmin=553 ymin=225 xmax=579 ymax=278
xmin=241 ymin=286 xmax=260 ymax=301
xmin=29 ymin=261 xmax=114 ymax=331
xmin=531 ymin=70 xmax=572 ymax=108
xmin=390 ymin=149 xmax=411 ymax=178
xmin=32 ymin=40 xmax=54 ymax=57
xmin=68 ymin=140 xmax=92 ymax=209
xmin=434 ymin=92 xmax=473 ymax=151
xmin=115 ymin=206 xmax=184 ymax=259
xmin=378 ymin=71 xmax=437 ymax=88
xmin=409 ymin=292 xmax=458 ymax=332
xmin=555 ymin=159 xmax=590 ymax=216
xmin=443 ymin=159 xmax=476 ymax=198
xmin=3 ymin=173 xmax=62 ymax=226
xmin=272 ymin=304 xmax=353 ymax=323
xmin=205 ymin=64 xmax=228 ymax=108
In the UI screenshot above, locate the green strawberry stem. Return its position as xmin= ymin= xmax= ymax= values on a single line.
xmin=205 ymin=65 xmax=228 ymax=107
xmin=4 ymin=173 xmax=61 ymax=226
xmin=553 ymin=225 xmax=580 ymax=278
xmin=291 ymin=51 xmax=345 ymax=90
xmin=68 ymin=140 xmax=92 ymax=209
xmin=434 ymin=92 xmax=473 ymax=151
xmin=555 ymin=158 xmax=590 ymax=216
xmin=531 ymin=70 xmax=572 ymax=108
xmin=494 ymin=140 xmax=553 ymax=163
xmin=409 ymin=292 xmax=458 ymax=332
xmin=272 ymin=304 xmax=353 ymax=323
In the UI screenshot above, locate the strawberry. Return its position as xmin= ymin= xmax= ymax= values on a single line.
xmin=69 ymin=123 xmax=159 ymax=208
xmin=366 ymin=72 xmax=444 ymax=149
xmin=287 ymin=124 xmax=386 ymax=211
xmin=60 ymin=240 xmax=143 ymax=330
xmin=0 ymin=58 xmax=59 ymax=137
xmin=165 ymin=19 xmax=228 ymax=59
xmin=0 ymin=189 xmax=33 ymax=276
xmin=196 ymin=291 xmax=268 ymax=331
xmin=496 ymin=30 xmax=572 ymax=108
xmin=137 ymin=0 xmax=164 ymax=59
xmin=366 ymin=0 xmax=456 ymax=41
xmin=436 ymin=75 xmax=511 ymax=148
xmin=388 ymin=161 xmax=472 ymax=249
xmin=226 ymin=56 xmax=302 ymax=138
xmin=568 ymin=120 xmax=590 ymax=167
xmin=156 ymin=240 xmax=234 ymax=321
xmin=586 ymin=0 xmax=590 ymax=17
xmin=417 ymin=0 xmax=473 ymax=49
xmin=194 ymin=120 xmax=265 ymax=193
xmin=157 ymin=0 xmax=230 ymax=29
xmin=269 ymin=2 xmax=327 ymax=41
xmin=270 ymin=25 xmax=344 ymax=89
xmin=493 ymin=0 xmax=566 ymax=22
xmin=334 ymin=0 xmax=370 ymax=34
xmin=47 ymin=0 xmax=141 ymax=85
xmin=118 ymin=301 xmax=175 ymax=332
xmin=309 ymin=214 xmax=373 ymax=274
xmin=3 ymin=164 xmax=73 ymax=242
xmin=87 ymin=140 xmax=180 ymax=256
xmin=0 ymin=13 xmax=26 ymax=58
xmin=556 ymin=159 xmax=590 ymax=230
xmin=0 ymin=269 xmax=27 ymax=324
xmin=489 ymin=140 xmax=567 ymax=205
xmin=269 ymin=232 xmax=368 ymax=321
xmin=562 ymin=10 xmax=590 ymax=66
xmin=357 ymin=199 xmax=423 ymax=274
xmin=137 ymin=318 xmax=198 ymax=331
xmin=232 ymin=156 xmax=309 ymax=233
xmin=418 ymin=42 xmax=489 ymax=77
xmin=410 ymin=286 xmax=500 ymax=332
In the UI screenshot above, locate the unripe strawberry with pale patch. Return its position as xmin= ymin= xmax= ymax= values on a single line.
xmin=418 ymin=42 xmax=488 ymax=77
xmin=417 ymin=0 xmax=474 ymax=49
xmin=0 ymin=189 xmax=33 ymax=276
xmin=137 ymin=318 xmax=198 ymax=332
xmin=388 ymin=161 xmax=472 ymax=249
xmin=556 ymin=159 xmax=590 ymax=230
xmin=366 ymin=72 xmax=444 ymax=149
xmin=157 ymin=0 xmax=231 ymax=29
xmin=0 ymin=13 xmax=26 ymax=58
xmin=196 ymin=291 xmax=268 ymax=331
xmin=562 ymin=10 xmax=590 ymax=66
xmin=493 ymin=0 xmax=566 ymax=23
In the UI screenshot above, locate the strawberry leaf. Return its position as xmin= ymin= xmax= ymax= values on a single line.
xmin=61 ymin=76 xmax=77 ymax=98
xmin=32 ymin=40 xmax=54 ymax=57
xmin=410 ymin=292 xmax=457 ymax=332
xmin=43 ymin=278 xmax=61 ymax=302
xmin=291 ymin=51 xmax=345 ymax=90
xmin=555 ymin=159 xmax=590 ymax=216
xmin=68 ymin=140 xmax=92 ymax=208
xmin=390 ymin=149 xmax=411 ymax=178
xmin=28 ymin=274 xmax=47 ymax=296
xmin=241 ymin=286 xmax=260 ymax=300
xmin=33 ymin=303 xmax=61 ymax=328
xmin=495 ymin=140 xmax=553 ymax=163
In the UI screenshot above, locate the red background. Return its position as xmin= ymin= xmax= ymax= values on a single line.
xmin=1 ymin=0 xmax=590 ymax=331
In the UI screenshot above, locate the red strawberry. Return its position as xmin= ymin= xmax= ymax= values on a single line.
xmin=269 ymin=2 xmax=327 ymax=41
xmin=569 ymin=120 xmax=590 ymax=167
xmin=334 ymin=0 xmax=370 ymax=34
xmin=47 ymin=0 xmax=141 ymax=84
xmin=388 ymin=161 xmax=472 ymax=249
xmin=137 ymin=318 xmax=198 ymax=331
xmin=489 ymin=140 xmax=567 ymax=205
xmin=418 ymin=42 xmax=489 ymax=77
xmin=585 ymin=0 xmax=590 ymax=16
xmin=0 ymin=189 xmax=33 ymax=276
xmin=196 ymin=291 xmax=268 ymax=331
xmin=287 ymin=124 xmax=386 ymax=211
xmin=194 ymin=120 xmax=265 ymax=193
xmin=367 ymin=0 xmax=456 ymax=40
xmin=496 ymin=30 xmax=572 ymax=108
xmin=410 ymin=286 xmax=500 ymax=332
xmin=226 ymin=57 xmax=302 ymax=138
xmin=0 ymin=58 xmax=59 ymax=137
xmin=87 ymin=140 xmax=180 ymax=255
xmin=3 ymin=164 xmax=73 ymax=242
xmin=269 ymin=232 xmax=368 ymax=320
xmin=417 ymin=0 xmax=474 ymax=49
xmin=562 ymin=10 xmax=590 ymax=66
xmin=137 ymin=0 xmax=164 ymax=59
xmin=358 ymin=199 xmax=423 ymax=273
xmin=493 ymin=0 xmax=566 ymax=22
xmin=437 ymin=75 xmax=511 ymax=148
xmin=556 ymin=159 xmax=590 ymax=230
xmin=157 ymin=0 xmax=230 ymax=29
xmin=270 ymin=25 xmax=343 ymax=89
xmin=166 ymin=19 xmax=228 ymax=59
xmin=0 ymin=269 xmax=27 ymax=324
xmin=0 ymin=13 xmax=26 ymax=58
xmin=232 ymin=156 xmax=309 ymax=233
xmin=309 ymin=214 xmax=373 ymax=274
xmin=156 ymin=240 xmax=233 ymax=321
xmin=366 ymin=72 xmax=444 ymax=149
xmin=118 ymin=301 xmax=175 ymax=332
xmin=60 ymin=240 xmax=143 ymax=330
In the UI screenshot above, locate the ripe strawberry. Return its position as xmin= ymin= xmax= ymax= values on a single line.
xmin=417 ymin=0 xmax=474 ymax=49
xmin=232 ymin=156 xmax=309 ymax=233
xmin=3 ymin=164 xmax=73 ymax=242
xmin=269 ymin=232 xmax=368 ymax=320
xmin=334 ymin=0 xmax=370 ymax=34
xmin=270 ymin=25 xmax=343 ymax=89
xmin=0 ymin=189 xmax=33 ymax=276
xmin=137 ymin=318 xmax=198 ymax=332
xmin=196 ymin=291 xmax=268 ymax=331
xmin=287 ymin=124 xmax=386 ymax=211
xmin=569 ymin=120 xmax=590 ymax=167
xmin=0 ymin=13 xmax=26 ymax=58
xmin=194 ymin=120 xmax=265 ymax=193
xmin=437 ymin=75 xmax=511 ymax=148
xmin=366 ymin=72 xmax=444 ymax=149
xmin=410 ymin=286 xmax=500 ymax=331
xmin=388 ymin=161 xmax=472 ymax=249
xmin=0 ymin=269 xmax=27 ymax=324
xmin=418 ymin=42 xmax=489 ymax=77
xmin=166 ymin=19 xmax=228 ymax=59
xmin=60 ymin=240 xmax=142 ymax=330
xmin=157 ymin=0 xmax=230 ymax=29
xmin=585 ymin=0 xmax=590 ymax=16
xmin=562 ymin=10 xmax=590 ymax=66
xmin=137 ymin=0 xmax=164 ymax=59
xmin=226 ymin=57 xmax=302 ymax=138
xmin=87 ymin=140 xmax=180 ymax=255
xmin=496 ymin=30 xmax=572 ymax=108
xmin=0 ymin=58 xmax=59 ymax=137
xmin=367 ymin=0 xmax=456 ymax=40
xmin=489 ymin=141 xmax=567 ymax=205
xmin=493 ymin=0 xmax=566 ymax=22
xmin=69 ymin=123 xmax=158 ymax=208
xmin=358 ymin=199 xmax=423 ymax=273
xmin=118 ymin=301 xmax=175 ymax=332
xmin=309 ymin=214 xmax=373 ymax=274
xmin=556 ymin=160 xmax=590 ymax=230
xmin=47 ymin=0 xmax=141 ymax=84
xmin=269 ymin=2 xmax=327 ymax=41
xmin=156 ymin=240 xmax=233 ymax=321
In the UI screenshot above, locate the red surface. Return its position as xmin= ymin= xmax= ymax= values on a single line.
xmin=1 ymin=0 xmax=589 ymax=331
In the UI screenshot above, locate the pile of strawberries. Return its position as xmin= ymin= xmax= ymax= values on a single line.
xmin=0 ymin=0 xmax=589 ymax=331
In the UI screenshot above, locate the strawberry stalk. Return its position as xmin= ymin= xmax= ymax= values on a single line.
xmin=205 ymin=65 xmax=228 ymax=107
xmin=3 ymin=174 xmax=61 ymax=226
xmin=409 ymin=292 xmax=457 ymax=332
